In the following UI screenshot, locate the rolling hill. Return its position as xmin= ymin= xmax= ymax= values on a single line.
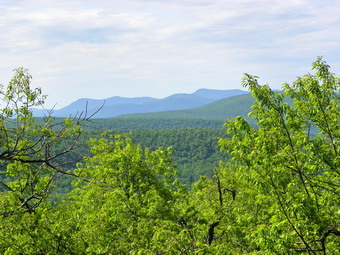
xmin=118 ymin=93 xmax=255 ymax=121
xmin=79 ymin=93 xmax=255 ymax=130
xmin=33 ymin=89 xmax=249 ymax=118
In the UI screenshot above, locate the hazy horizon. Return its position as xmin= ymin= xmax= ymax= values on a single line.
xmin=1 ymin=0 xmax=339 ymax=108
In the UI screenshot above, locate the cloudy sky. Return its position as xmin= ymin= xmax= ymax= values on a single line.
xmin=1 ymin=0 xmax=340 ymax=108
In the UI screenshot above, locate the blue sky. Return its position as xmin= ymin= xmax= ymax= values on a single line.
xmin=1 ymin=0 xmax=340 ymax=108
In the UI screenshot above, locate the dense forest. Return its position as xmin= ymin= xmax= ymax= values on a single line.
xmin=85 ymin=118 xmax=225 ymax=130
xmin=1 ymin=58 xmax=339 ymax=254
xmin=51 ymin=128 xmax=227 ymax=200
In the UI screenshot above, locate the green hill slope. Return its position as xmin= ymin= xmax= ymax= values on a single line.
xmin=34 ymin=94 xmax=254 ymax=130
xmin=83 ymin=118 xmax=224 ymax=130
xmin=118 ymin=93 xmax=254 ymax=121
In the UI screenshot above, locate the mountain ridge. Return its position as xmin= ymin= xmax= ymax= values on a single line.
xmin=118 ymin=93 xmax=254 ymax=121
xmin=33 ymin=89 xmax=249 ymax=118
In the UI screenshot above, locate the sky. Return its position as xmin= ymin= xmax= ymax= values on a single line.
xmin=1 ymin=0 xmax=340 ymax=109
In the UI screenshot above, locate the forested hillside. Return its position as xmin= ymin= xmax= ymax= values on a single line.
xmin=1 ymin=59 xmax=339 ymax=254
xmin=129 ymin=129 xmax=227 ymax=184
xmin=119 ymin=93 xmax=255 ymax=121
xmin=52 ymin=128 xmax=227 ymax=196
xmin=82 ymin=117 xmax=224 ymax=130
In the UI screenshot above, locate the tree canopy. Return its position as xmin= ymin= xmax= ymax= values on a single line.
xmin=0 ymin=58 xmax=339 ymax=254
xmin=218 ymin=57 xmax=340 ymax=253
xmin=0 ymin=67 xmax=89 ymax=216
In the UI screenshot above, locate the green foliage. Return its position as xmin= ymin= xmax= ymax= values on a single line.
xmin=49 ymin=128 xmax=227 ymax=196
xmin=219 ymin=57 xmax=340 ymax=253
xmin=129 ymin=129 xmax=227 ymax=185
xmin=82 ymin=117 xmax=225 ymax=130
xmin=53 ymin=133 xmax=187 ymax=254
xmin=1 ymin=58 xmax=339 ymax=254
xmin=0 ymin=68 xmax=84 ymax=215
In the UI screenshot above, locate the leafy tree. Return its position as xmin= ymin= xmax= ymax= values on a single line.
xmin=219 ymin=57 xmax=340 ymax=253
xmin=52 ymin=133 xmax=187 ymax=254
xmin=0 ymin=67 xmax=88 ymax=216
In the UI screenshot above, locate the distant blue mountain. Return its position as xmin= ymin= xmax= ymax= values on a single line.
xmin=192 ymin=89 xmax=248 ymax=100
xmin=32 ymin=89 xmax=249 ymax=118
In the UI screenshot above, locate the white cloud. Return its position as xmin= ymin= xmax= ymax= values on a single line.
xmin=0 ymin=0 xmax=340 ymax=108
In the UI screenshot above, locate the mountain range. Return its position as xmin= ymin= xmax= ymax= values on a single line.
xmin=118 ymin=93 xmax=254 ymax=121
xmin=33 ymin=89 xmax=250 ymax=118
